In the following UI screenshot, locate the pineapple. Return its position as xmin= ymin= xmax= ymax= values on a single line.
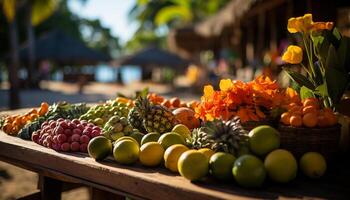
xmin=134 ymin=97 xmax=177 ymax=134
xmin=128 ymin=107 xmax=146 ymax=133
xmin=190 ymin=118 xmax=248 ymax=155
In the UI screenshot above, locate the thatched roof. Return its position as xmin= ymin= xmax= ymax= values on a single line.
xmin=168 ymin=0 xmax=256 ymax=56
xmin=19 ymin=30 xmax=110 ymax=65
xmin=114 ymin=47 xmax=189 ymax=69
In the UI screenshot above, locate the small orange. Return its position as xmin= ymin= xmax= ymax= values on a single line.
xmin=161 ymin=99 xmax=171 ymax=108
xmin=302 ymin=112 xmax=318 ymax=128
xmin=288 ymin=103 xmax=298 ymax=109
xmin=303 ymin=98 xmax=320 ymax=108
xmin=317 ymin=114 xmax=328 ymax=127
xmin=302 ymin=106 xmax=317 ymax=115
xmin=290 ymin=106 xmax=302 ymax=113
xmin=324 ymin=112 xmax=337 ymax=126
xmin=280 ymin=112 xmax=291 ymax=125
xmin=290 ymin=115 xmax=302 ymax=127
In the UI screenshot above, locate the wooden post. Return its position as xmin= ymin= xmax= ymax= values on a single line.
xmin=90 ymin=187 xmax=124 ymax=200
xmin=38 ymin=176 xmax=62 ymax=200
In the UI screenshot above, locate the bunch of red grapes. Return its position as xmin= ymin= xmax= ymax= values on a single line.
xmin=32 ymin=118 xmax=102 ymax=152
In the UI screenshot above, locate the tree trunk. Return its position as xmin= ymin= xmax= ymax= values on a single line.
xmin=26 ymin=1 xmax=36 ymax=88
xmin=8 ymin=17 xmax=21 ymax=109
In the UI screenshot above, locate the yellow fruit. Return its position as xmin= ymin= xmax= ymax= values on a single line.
xmin=158 ymin=132 xmax=185 ymax=150
xmin=209 ymin=152 xmax=236 ymax=180
xmin=113 ymin=140 xmax=139 ymax=165
xmin=198 ymin=148 xmax=215 ymax=160
xmin=172 ymin=124 xmax=192 ymax=140
xmin=300 ymin=152 xmax=327 ymax=178
xmin=139 ymin=142 xmax=164 ymax=167
xmin=264 ymin=149 xmax=297 ymax=183
xmin=141 ymin=132 xmax=160 ymax=146
xmin=248 ymin=125 xmax=280 ymax=156
xmin=178 ymin=150 xmax=209 ymax=181
xmin=115 ymin=136 xmax=139 ymax=147
xmin=302 ymin=112 xmax=318 ymax=128
xmin=164 ymin=144 xmax=189 ymax=172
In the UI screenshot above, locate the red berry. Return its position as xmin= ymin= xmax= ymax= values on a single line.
xmin=64 ymin=129 xmax=72 ymax=136
xmin=80 ymin=135 xmax=90 ymax=144
xmin=55 ymin=126 xmax=64 ymax=135
xmin=57 ymin=118 xmax=65 ymax=122
xmin=91 ymin=130 xmax=100 ymax=138
xmin=49 ymin=121 xmax=57 ymax=128
xmin=68 ymin=122 xmax=77 ymax=129
xmin=31 ymin=132 xmax=39 ymax=142
xmin=52 ymin=135 xmax=58 ymax=143
xmin=71 ymin=134 xmax=80 ymax=142
xmin=43 ymin=140 xmax=49 ymax=147
xmin=72 ymin=119 xmax=81 ymax=124
xmin=73 ymin=128 xmax=82 ymax=135
xmin=70 ymin=142 xmax=80 ymax=152
xmin=61 ymin=143 xmax=70 ymax=152
xmin=79 ymin=143 xmax=88 ymax=152
xmin=92 ymin=126 xmax=101 ymax=131
xmin=77 ymin=124 xmax=85 ymax=131
xmin=67 ymin=136 xmax=72 ymax=143
xmin=52 ymin=143 xmax=61 ymax=151
xmin=87 ymin=123 xmax=94 ymax=127
xmin=80 ymin=120 xmax=88 ymax=126
xmin=57 ymin=134 xmax=67 ymax=143
xmin=59 ymin=121 xmax=69 ymax=129
xmin=83 ymin=127 xmax=92 ymax=134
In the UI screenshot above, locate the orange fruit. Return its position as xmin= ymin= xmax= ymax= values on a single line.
xmin=280 ymin=112 xmax=291 ymax=125
xmin=290 ymin=115 xmax=302 ymax=127
xmin=170 ymin=97 xmax=181 ymax=108
xmin=302 ymin=106 xmax=317 ymax=115
xmin=317 ymin=114 xmax=328 ymax=127
xmin=173 ymin=108 xmax=200 ymax=129
xmin=290 ymin=106 xmax=302 ymax=113
xmin=161 ymin=100 xmax=171 ymax=108
xmin=288 ymin=103 xmax=298 ymax=110
xmin=324 ymin=112 xmax=337 ymax=126
xmin=302 ymin=113 xmax=318 ymax=128
xmin=303 ymin=98 xmax=320 ymax=108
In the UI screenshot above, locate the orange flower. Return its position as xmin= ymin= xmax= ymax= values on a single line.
xmin=311 ymin=22 xmax=334 ymax=31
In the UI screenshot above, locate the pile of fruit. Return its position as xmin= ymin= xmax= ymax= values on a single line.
xmin=0 ymin=77 xmax=337 ymax=189
xmin=88 ymin=123 xmax=327 ymax=187
xmin=32 ymin=118 xmax=101 ymax=152
xmin=280 ymin=97 xmax=338 ymax=127
xmin=1 ymin=102 xmax=49 ymax=135
xmin=80 ymin=100 xmax=132 ymax=126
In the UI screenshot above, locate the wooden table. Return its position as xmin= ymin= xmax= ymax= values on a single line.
xmin=1 ymin=112 xmax=350 ymax=199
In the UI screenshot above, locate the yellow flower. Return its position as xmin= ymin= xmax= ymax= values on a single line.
xmin=203 ymin=85 xmax=214 ymax=98
xmin=312 ymin=22 xmax=334 ymax=31
xmin=282 ymin=45 xmax=303 ymax=64
xmin=288 ymin=14 xmax=313 ymax=33
xmin=219 ymin=79 xmax=233 ymax=91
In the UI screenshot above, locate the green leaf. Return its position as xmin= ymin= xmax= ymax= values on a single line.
xmin=154 ymin=5 xmax=193 ymax=26
xmin=315 ymin=83 xmax=328 ymax=97
xmin=283 ymin=69 xmax=316 ymax=90
xmin=325 ymin=67 xmax=349 ymax=104
xmin=300 ymin=86 xmax=315 ymax=100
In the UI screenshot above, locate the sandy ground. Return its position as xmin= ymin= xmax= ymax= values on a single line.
xmin=0 ymin=80 xmax=200 ymax=199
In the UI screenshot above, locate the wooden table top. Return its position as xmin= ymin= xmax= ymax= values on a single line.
xmin=1 ymin=111 xmax=350 ymax=200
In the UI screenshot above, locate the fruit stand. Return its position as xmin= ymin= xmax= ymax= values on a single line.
xmin=1 ymin=14 xmax=350 ymax=200
xmin=0 ymin=123 xmax=349 ymax=200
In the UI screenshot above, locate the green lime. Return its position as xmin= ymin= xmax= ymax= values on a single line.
xmin=88 ymin=136 xmax=112 ymax=161
xmin=209 ymin=152 xmax=236 ymax=180
xmin=141 ymin=132 xmax=161 ymax=146
xmin=158 ymin=132 xmax=185 ymax=150
xmin=178 ymin=150 xmax=209 ymax=181
xmin=113 ymin=139 xmax=139 ymax=165
xmin=232 ymin=155 xmax=266 ymax=188
xmin=248 ymin=125 xmax=280 ymax=156
xmin=264 ymin=149 xmax=297 ymax=183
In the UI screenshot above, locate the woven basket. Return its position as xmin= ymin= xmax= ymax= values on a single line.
xmin=241 ymin=120 xmax=272 ymax=132
xmin=277 ymin=124 xmax=341 ymax=160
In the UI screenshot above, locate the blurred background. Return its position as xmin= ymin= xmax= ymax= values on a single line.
xmin=0 ymin=0 xmax=350 ymax=199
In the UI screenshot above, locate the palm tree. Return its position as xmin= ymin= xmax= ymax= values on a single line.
xmin=2 ymin=0 xmax=57 ymax=108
